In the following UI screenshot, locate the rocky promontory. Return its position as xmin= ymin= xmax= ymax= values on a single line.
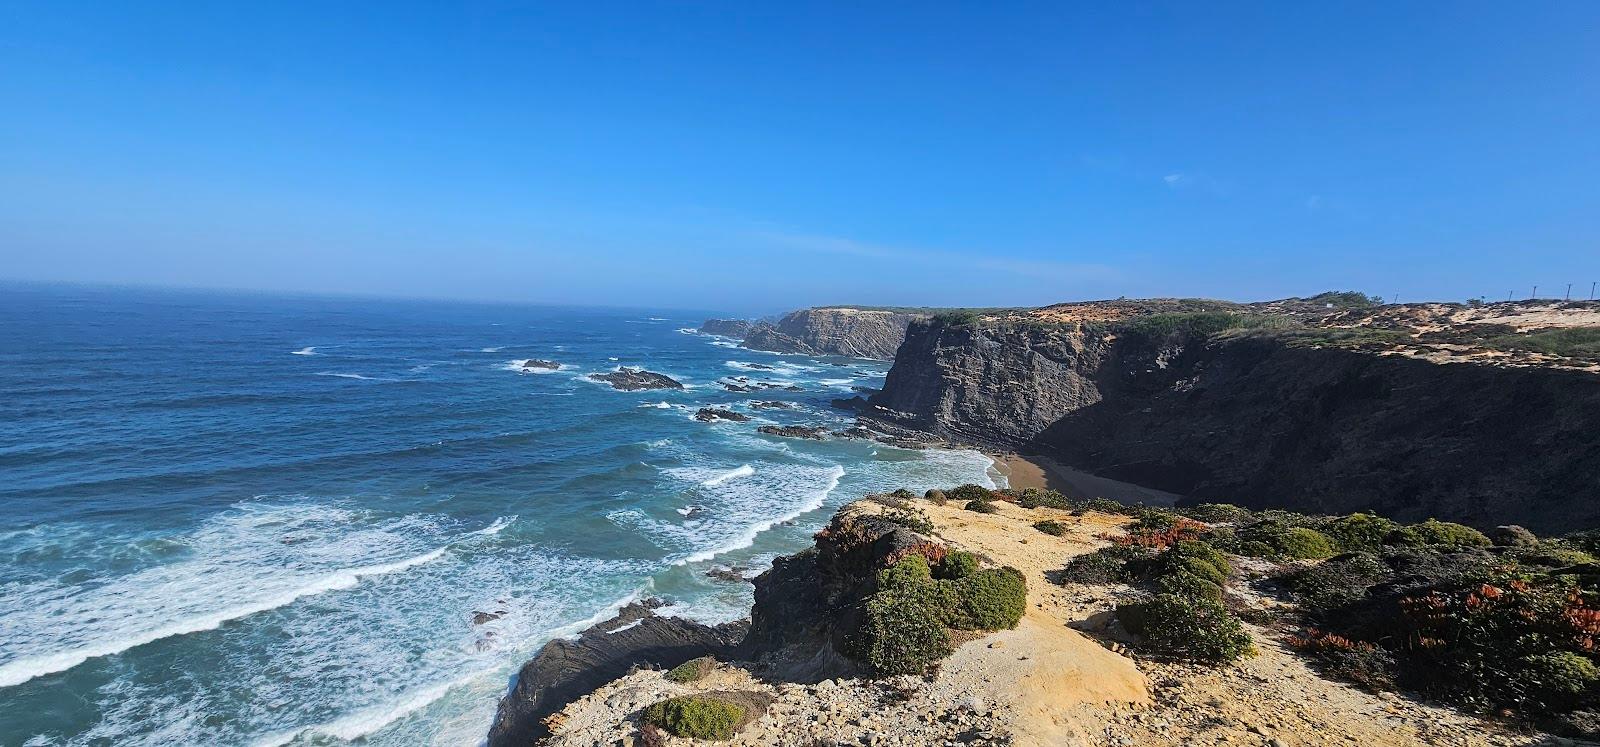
xmin=741 ymin=307 xmax=928 ymax=360
xmin=699 ymin=318 xmax=753 ymax=338
xmin=486 ymin=600 xmax=747 ymax=746
xmin=588 ymin=368 xmax=684 ymax=391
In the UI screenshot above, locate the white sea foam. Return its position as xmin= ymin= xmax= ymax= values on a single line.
xmin=315 ymin=372 xmax=395 ymax=382
xmin=290 ymin=346 xmax=317 ymax=356
xmin=480 ymin=346 xmax=505 ymax=353
xmin=0 ymin=507 xmax=510 ymax=690
xmin=701 ymin=464 xmax=755 ymax=486
xmin=0 ymin=546 xmax=449 ymax=689
xmin=607 ymin=619 xmax=643 ymax=634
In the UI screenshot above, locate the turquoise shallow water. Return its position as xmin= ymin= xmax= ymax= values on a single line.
xmin=0 ymin=285 xmax=999 ymax=746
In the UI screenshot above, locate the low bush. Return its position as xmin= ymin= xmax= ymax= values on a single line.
xmin=1157 ymin=540 xmax=1231 ymax=585
xmin=1015 ymin=487 xmax=1071 ymax=510
xmin=924 ymin=488 xmax=947 ymax=506
xmin=1230 ymin=520 xmax=1336 ymax=559
xmin=880 ymin=506 xmax=935 ymax=534
xmin=1279 ymin=552 xmax=1391 ymax=613
xmin=1057 ymin=545 xmax=1152 ymax=585
xmin=949 ymin=484 xmax=996 ymax=502
xmin=1385 ymin=519 xmax=1490 ymax=549
xmin=936 ymin=550 xmax=978 ymax=580
xmin=965 ymin=499 xmax=998 ymax=514
xmin=943 ymin=566 xmax=1027 ymax=631
xmin=1117 ymin=593 xmax=1255 ymax=662
xmin=1324 ymin=513 xmax=1400 ymax=552
xmin=1155 ymin=570 xmax=1224 ymax=602
xmin=1113 ymin=517 xmax=1208 ymax=550
xmin=1179 ymin=503 xmax=1253 ymax=524
xmin=643 ymin=696 xmax=746 ymax=740
xmin=664 ymin=656 xmax=715 ymax=684
xmin=854 ymin=553 xmax=1027 ymax=675
xmin=1289 ymin=628 xmax=1397 ymax=691
xmin=1489 ymin=524 xmax=1539 ymax=548
xmin=1033 ymin=519 xmax=1067 ymax=536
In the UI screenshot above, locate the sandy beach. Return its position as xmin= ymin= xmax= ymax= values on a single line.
xmin=990 ymin=452 xmax=1183 ymax=507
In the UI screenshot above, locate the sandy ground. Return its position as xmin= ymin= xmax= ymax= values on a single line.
xmin=541 ymin=499 xmax=1563 ymax=747
xmin=991 ymin=453 xmax=1183 ymax=507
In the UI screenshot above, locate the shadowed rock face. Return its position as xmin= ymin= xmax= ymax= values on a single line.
xmin=870 ymin=319 xmax=1600 ymax=533
xmin=485 ymin=602 xmax=747 ymax=746
xmin=742 ymin=308 xmax=926 ymax=360
xmin=700 ymin=319 xmax=752 ymax=338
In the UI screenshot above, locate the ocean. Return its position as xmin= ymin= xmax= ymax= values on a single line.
xmin=0 ymin=284 xmax=999 ymax=746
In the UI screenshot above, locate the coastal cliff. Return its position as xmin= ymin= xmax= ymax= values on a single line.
xmin=741 ymin=307 xmax=927 ymax=360
xmin=699 ymin=318 xmax=752 ymax=337
xmin=868 ymin=306 xmax=1600 ymax=533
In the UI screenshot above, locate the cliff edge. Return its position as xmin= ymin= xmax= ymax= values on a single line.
xmin=741 ymin=307 xmax=929 ymax=359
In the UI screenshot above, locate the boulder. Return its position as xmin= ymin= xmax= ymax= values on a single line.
xmin=588 ymin=368 xmax=684 ymax=391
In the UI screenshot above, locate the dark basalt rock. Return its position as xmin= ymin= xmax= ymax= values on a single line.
xmin=700 ymin=319 xmax=753 ymax=338
xmin=829 ymin=396 xmax=874 ymax=413
xmin=486 ymin=601 xmax=747 ymax=746
xmin=745 ymin=362 xmax=775 ymax=370
xmin=705 ymin=565 xmax=753 ymax=583
xmin=472 ymin=610 xmax=505 ymax=625
xmin=750 ymin=400 xmax=795 ymax=409
xmin=589 ymin=368 xmax=684 ymax=391
xmin=519 ymin=359 xmax=561 ymax=371
xmin=695 ymin=408 xmax=751 ymax=423
xmin=756 ymin=425 xmax=829 ymax=440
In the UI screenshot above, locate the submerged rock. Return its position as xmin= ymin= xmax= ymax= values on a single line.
xmin=757 ymin=425 xmax=829 ymax=440
xmin=589 ymin=368 xmax=684 ymax=391
xmin=486 ymin=600 xmax=747 ymax=746
xmin=695 ymin=408 xmax=751 ymax=423
xmin=750 ymin=400 xmax=796 ymax=409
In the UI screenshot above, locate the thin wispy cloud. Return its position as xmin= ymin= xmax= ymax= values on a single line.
xmin=749 ymin=230 xmax=1121 ymax=283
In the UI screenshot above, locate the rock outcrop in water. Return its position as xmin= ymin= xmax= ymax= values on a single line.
xmin=485 ymin=601 xmax=747 ymax=746
xmin=868 ymin=309 xmax=1600 ymax=533
xmin=519 ymin=359 xmax=561 ymax=371
xmin=694 ymin=407 xmax=750 ymax=423
xmin=588 ymin=368 xmax=683 ymax=391
xmin=700 ymin=318 xmax=753 ymax=338
xmin=741 ymin=307 xmax=927 ymax=360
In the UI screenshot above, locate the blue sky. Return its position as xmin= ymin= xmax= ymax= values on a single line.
xmin=2 ymin=2 xmax=1597 ymax=312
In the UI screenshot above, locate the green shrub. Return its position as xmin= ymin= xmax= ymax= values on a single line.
xmin=643 ymin=696 xmax=746 ymax=740
xmin=890 ymin=488 xmax=917 ymax=501
xmin=1486 ymin=327 xmax=1600 ymax=359
xmin=1080 ymin=497 xmax=1134 ymax=515
xmin=949 ymin=484 xmax=996 ymax=502
xmin=1521 ymin=651 xmax=1600 ymax=699
xmin=924 ymin=488 xmax=947 ymax=506
xmin=664 ymin=656 xmax=715 ymax=683
xmin=1180 ymin=503 xmax=1253 ymax=524
xmin=933 ymin=309 xmax=981 ymax=326
xmin=1386 ymin=519 xmax=1490 ymax=548
xmin=943 ymin=567 xmax=1026 ymax=630
xmin=936 ymin=550 xmax=979 ymax=580
xmin=1033 ymin=520 xmax=1067 ymax=536
xmin=880 ymin=506 xmax=935 ymax=534
xmin=1058 ymin=545 xmax=1151 ymax=585
xmin=854 ymin=584 xmax=954 ymax=676
xmin=1280 ymin=552 xmax=1391 ymax=613
xmin=1325 ymin=513 xmax=1400 ymax=552
xmin=1282 ymin=527 xmax=1337 ymax=559
xmin=1117 ymin=593 xmax=1255 ymax=662
xmin=1488 ymin=525 xmax=1539 ymax=548
xmin=877 ymin=553 xmax=932 ymax=589
xmin=965 ymin=499 xmax=998 ymax=514
xmin=1234 ymin=520 xmax=1336 ymax=559
xmin=1155 ymin=571 xmax=1224 ymax=602
xmin=1165 ymin=540 xmax=1231 ymax=578
xmin=1016 ymin=488 xmax=1070 ymax=510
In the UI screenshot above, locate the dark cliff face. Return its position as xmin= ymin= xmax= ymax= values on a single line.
xmin=871 ymin=320 xmax=1600 ymax=533
xmin=700 ymin=318 xmax=752 ymax=338
xmin=741 ymin=308 xmax=925 ymax=360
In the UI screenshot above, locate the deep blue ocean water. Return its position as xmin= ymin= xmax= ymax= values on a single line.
xmin=0 ymin=284 xmax=998 ymax=746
